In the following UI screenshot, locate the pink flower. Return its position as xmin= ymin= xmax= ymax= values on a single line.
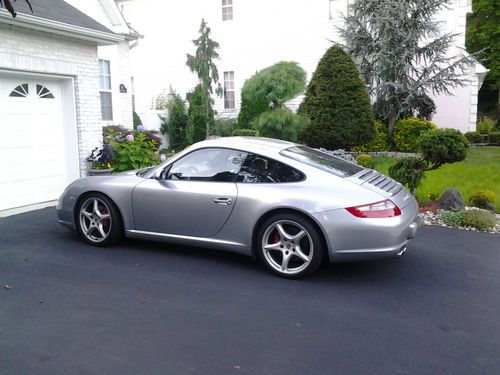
xmin=126 ymin=134 xmax=134 ymax=142
xmin=160 ymin=154 xmax=167 ymax=162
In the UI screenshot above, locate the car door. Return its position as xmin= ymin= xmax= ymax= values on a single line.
xmin=132 ymin=148 xmax=248 ymax=237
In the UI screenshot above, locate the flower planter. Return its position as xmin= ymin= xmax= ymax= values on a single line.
xmin=88 ymin=168 xmax=114 ymax=176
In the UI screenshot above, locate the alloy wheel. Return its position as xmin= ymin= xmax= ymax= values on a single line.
xmin=79 ymin=197 xmax=112 ymax=243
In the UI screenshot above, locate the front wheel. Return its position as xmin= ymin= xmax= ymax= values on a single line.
xmin=257 ymin=213 xmax=324 ymax=279
xmin=76 ymin=193 xmax=122 ymax=246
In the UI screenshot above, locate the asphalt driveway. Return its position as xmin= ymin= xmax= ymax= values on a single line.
xmin=1 ymin=208 xmax=499 ymax=374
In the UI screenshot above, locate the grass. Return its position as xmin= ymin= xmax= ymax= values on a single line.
xmin=373 ymin=147 xmax=500 ymax=210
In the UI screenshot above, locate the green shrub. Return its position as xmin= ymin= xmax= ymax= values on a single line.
xmin=356 ymin=154 xmax=374 ymax=168
xmin=160 ymin=89 xmax=188 ymax=150
xmin=464 ymin=131 xmax=483 ymax=144
xmin=388 ymin=157 xmax=426 ymax=194
xmin=352 ymin=120 xmax=389 ymax=152
xmin=213 ymin=118 xmax=237 ymax=137
xmin=112 ymin=133 xmax=159 ymax=172
xmin=476 ymin=118 xmax=495 ymax=134
xmin=490 ymin=131 xmax=500 ymax=145
xmin=257 ymin=109 xmax=308 ymax=141
xmin=186 ymin=84 xmax=214 ymax=143
xmin=133 ymin=111 xmax=143 ymax=130
xmin=469 ymin=189 xmax=496 ymax=209
xmin=298 ymin=45 xmax=375 ymax=150
xmin=440 ymin=210 xmax=497 ymax=231
xmin=393 ymin=117 xmax=437 ymax=152
xmin=232 ymin=128 xmax=259 ymax=137
xmin=418 ymin=129 xmax=469 ymax=167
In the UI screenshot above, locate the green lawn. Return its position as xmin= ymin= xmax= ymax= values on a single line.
xmin=373 ymin=147 xmax=500 ymax=210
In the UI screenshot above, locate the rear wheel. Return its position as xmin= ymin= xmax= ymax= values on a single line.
xmin=257 ymin=213 xmax=324 ymax=278
xmin=76 ymin=193 xmax=122 ymax=246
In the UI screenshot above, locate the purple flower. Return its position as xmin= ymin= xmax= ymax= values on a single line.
xmin=160 ymin=154 xmax=167 ymax=162
xmin=137 ymin=124 xmax=145 ymax=132
xmin=126 ymin=134 xmax=135 ymax=142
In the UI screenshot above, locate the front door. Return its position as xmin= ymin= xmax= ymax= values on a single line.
xmin=132 ymin=148 xmax=247 ymax=237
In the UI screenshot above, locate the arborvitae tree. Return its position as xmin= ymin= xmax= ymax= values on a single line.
xmin=339 ymin=0 xmax=471 ymax=136
xmin=186 ymin=85 xmax=214 ymax=144
xmin=160 ymin=89 xmax=188 ymax=150
xmin=298 ymin=45 xmax=375 ymax=150
xmin=238 ymin=61 xmax=306 ymax=128
xmin=186 ymin=19 xmax=222 ymax=139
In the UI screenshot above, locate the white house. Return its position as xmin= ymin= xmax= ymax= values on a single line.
xmin=0 ymin=0 xmax=138 ymax=212
xmin=116 ymin=0 xmax=487 ymax=133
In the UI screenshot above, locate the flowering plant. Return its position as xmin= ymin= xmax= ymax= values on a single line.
xmin=86 ymin=144 xmax=114 ymax=170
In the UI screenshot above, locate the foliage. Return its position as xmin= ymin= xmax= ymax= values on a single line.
xmin=232 ymin=128 xmax=260 ymax=137
xmin=0 ymin=0 xmax=32 ymax=18
xmin=476 ymin=118 xmax=496 ymax=134
xmin=186 ymin=84 xmax=214 ymax=143
xmin=374 ymin=147 xmax=500 ymax=210
xmin=466 ymin=0 xmax=500 ymax=118
xmin=418 ymin=129 xmax=469 ymax=168
xmin=257 ymin=109 xmax=308 ymax=142
xmin=388 ymin=157 xmax=426 ymax=195
xmin=133 ymin=111 xmax=143 ymax=130
xmin=212 ymin=118 xmax=237 ymax=137
xmin=160 ymin=89 xmax=188 ymax=151
xmin=298 ymin=45 xmax=375 ymax=150
xmin=464 ymin=131 xmax=483 ymax=143
xmin=394 ymin=118 xmax=437 ymax=152
xmin=356 ymin=154 xmax=374 ymax=169
xmin=112 ymin=133 xmax=159 ymax=172
xmin=238 ymin=61 xmax=307 ymax=127
xmin=316 ymin=148 xmax=358 ymax=163
xmin=490 ymin=131 xmax=500 ymax=145
xmin=440 ymin=209 xmax=497 ymax=231
xmin=152 ymin=91 xmax=169 ymax=110
xmin=340 ymin=0 xmax=472 ymax=135
xmin=469 ymin=189 xmax=496 ymax=209
xmin=86 ymin=145 xmax=114 ymax=170
xmin=388 ymin=129 xmax=468 ymax=194
xmin=352 ymin=120 xmax=389 ymax=152
xmin=104 ymin=125 xmax=161 ymax=150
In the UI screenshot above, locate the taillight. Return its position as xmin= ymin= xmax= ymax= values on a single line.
xmin=345 ymin=199 xmax=401 ymax=218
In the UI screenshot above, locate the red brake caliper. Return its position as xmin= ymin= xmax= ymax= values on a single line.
xmin=101 ymin=207 xmax=110 ymax=231
xmin=272 ymin=231 xmax=280 ymax=244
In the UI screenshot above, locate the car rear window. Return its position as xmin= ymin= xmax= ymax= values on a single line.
xmin=280 ymin=145 xmax=363 ymax=177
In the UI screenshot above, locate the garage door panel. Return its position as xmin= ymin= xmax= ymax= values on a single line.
xmin=0 ymin=75 xmax=73 ymax=211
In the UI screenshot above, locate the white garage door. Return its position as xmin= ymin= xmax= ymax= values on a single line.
xmin=0 ymin=75 xmax=74 ymax=211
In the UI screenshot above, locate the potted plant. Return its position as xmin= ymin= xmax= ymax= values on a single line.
xmin=86 ymin=144 xmax=114 ymax=176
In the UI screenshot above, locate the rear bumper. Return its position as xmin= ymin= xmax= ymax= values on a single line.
xmin=313 ymin=200 xmax=421 ymax=263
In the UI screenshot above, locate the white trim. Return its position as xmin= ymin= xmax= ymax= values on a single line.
xmin=0 ymin=9 xmax=124 ymax=45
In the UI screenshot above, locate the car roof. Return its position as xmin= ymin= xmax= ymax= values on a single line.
xmin=190 ymin=137 xmax=298 ymax=157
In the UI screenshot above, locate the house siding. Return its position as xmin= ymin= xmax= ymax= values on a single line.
xmin=0 ymin=23 xmax=102 ymax=175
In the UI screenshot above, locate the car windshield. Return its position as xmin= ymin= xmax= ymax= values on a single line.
xmin=280 ymin=145 xmax=363 ymax=177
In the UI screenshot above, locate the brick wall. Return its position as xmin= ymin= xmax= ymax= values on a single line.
xmin=0 ymin=23 xmax=102 ymax=175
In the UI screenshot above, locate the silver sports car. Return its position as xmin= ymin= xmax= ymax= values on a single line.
xmin=57 ymin=137 xmax=421 ymax=278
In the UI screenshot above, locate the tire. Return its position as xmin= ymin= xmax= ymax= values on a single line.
xmin=76 ymin=193 xmax=123 ymax=246
xmin=257 ymin=213 xmax=324 ymax=279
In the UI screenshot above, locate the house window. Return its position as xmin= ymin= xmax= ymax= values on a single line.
xmin=222 ymin=0 xmax=233 ymax=21
xmin=99 ymin=59 xmax=113 ymax=121
xmin=224 ymin=71 xmax=235 ymax=109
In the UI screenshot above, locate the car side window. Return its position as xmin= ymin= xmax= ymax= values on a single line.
xmin=237 ymin=153 xmax=305 ymax=183
xmin=167 ymin=148 xmax=248 ymax=182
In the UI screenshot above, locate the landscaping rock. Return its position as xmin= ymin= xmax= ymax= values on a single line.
xmin=438 ymin=189 xmax=465 ymax=211
xmin=485 ymin=202 xmax=496 ymax=213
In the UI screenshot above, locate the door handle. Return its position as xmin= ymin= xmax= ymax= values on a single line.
xmin=213 ymin=197 xmax=232 ymax=205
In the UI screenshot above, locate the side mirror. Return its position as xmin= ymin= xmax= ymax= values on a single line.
xmin=155 ymin=165 xmax=171 ymax=180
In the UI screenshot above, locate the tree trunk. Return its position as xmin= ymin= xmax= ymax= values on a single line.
xmin=387 ymin=110 xmax=397 ymax=145
xmin=497 ymin=81 xmax=500 ymax=122
xmin=205 ymin=92 xmax=209 ymax=139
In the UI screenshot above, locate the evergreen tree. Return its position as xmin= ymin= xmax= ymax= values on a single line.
xmin=298 ymin=45 xmax=375 ymax=150
xmin=186 ymin=85 xmax=214 ymax=144
xmin=339 ymin=0 xmax=472 ymax=135
xmin=186 ymin=19 xmax=222 ymax=139
xmin=238 ymin=61 xmax=307 ymax=128
xmin=466 ymin=0 xmax=500 ymax=118
xmin=160 ymin=89 xmax=188 ymax=150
